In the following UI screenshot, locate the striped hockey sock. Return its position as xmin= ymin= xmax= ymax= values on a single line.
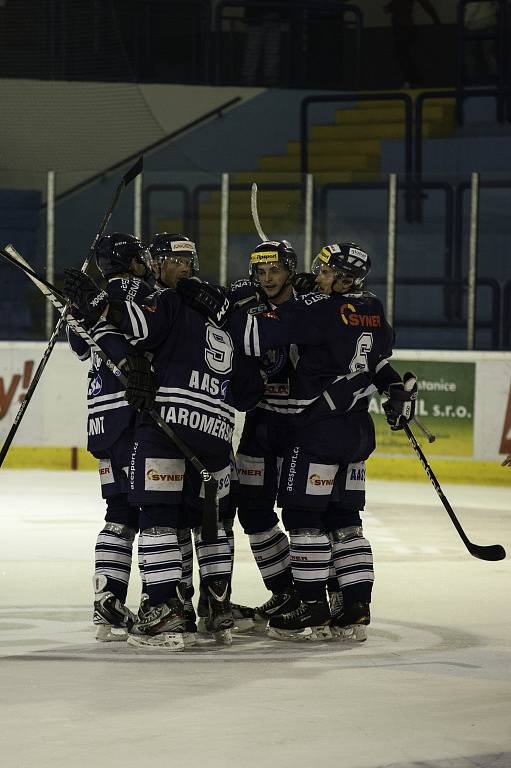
xmin=289 ymin=531 xmax=331 ymax=602
xmin=248 ymin=525 xmax=293 ymax=594
xmin=139 ymin=528 xmax=182 ymax=605
xmin=193 ymin=526 xmax=232 ymax=586
xmin=330 ymin=527 xmax=374 ymax=602
xmin=94 ymin=523 xmax=135 ymax=603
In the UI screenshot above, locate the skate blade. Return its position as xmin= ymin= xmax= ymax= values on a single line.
xmin=267 ymin=624 xmax=332 ymax=642
xmin=331 ymin=624 xmax=368 ymax=642
xmin=211 ymin=628 xmax=232 ymax=645
xmin=95 ymin=625 xmax=128 ymax=642
xmin=232 ymin=618 xmax=255 ymax=632
xmin=126 ymin=632 xmax=187 ymax=650
xmin=182 ymin=632 xmax=198 ymax=648
xmin=251 ymin=618 xmax=269 ymax=634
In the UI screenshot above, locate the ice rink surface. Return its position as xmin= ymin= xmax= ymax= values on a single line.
xmin=0 ymin=469 xmax=510 ymax=768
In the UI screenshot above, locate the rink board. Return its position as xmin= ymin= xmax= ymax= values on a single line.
xmin=1 ymin=342 xmax=510 ymax=484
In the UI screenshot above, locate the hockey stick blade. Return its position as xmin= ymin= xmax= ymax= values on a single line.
xmin=123 ymin=155 xmax=143 ymax=186
xmin=403 ymin=424 xmax=506 ymax=561
xmin=88 ymin=154 xmax=144 ymax=261
xmin=3 ymin=247 xmax=66 ymax=299
xmin=251 ymin=183 xmax=268 ymax=242
xmin=1 ymin=245 xmax=219 ymax=542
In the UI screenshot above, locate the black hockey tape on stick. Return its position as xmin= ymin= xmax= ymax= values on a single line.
xmin=403 ymin=423 xmax=505 ymax=562
xmin=0 ymin=156 xmax=143 ymax=469
xmin=0 ymin=247 xmax=219 ymax=544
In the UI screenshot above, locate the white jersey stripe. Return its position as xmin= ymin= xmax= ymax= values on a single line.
xmin=155 ymin=395 xmax=235 ymax=423
xmin=252 ymin=315 xmax=261 ymax=357
xmin=244 ymin=314 xmax=253 ymax=356
xmin=157 ymin=386 xmax=237 ymax=416
xmin=88 ymin=391 xmax=126 ymax=405
xmin=88 ymin=400 xmax=129 ymax=415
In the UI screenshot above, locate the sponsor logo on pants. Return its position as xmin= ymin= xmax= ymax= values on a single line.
xmin=144 ymin=458 xmax=185 ymax=491
xmin=345 ymin=461 xmax=366 ymax=491
xmin=200 ymin=465 xmax=231 ymax=500
xmin=306 ymin=462 xmax=337 ymax=495
xmin=99 ymin=459 xmax=114 ymax=486
xmin=236 ymin=454 xmax=265 ymax=486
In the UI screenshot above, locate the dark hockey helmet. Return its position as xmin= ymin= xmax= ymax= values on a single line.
xmin=311 ymin=242 xmax=370 ymax=288
xmin=148 ymin=233 xmax=199 ymax=274
xmin=249 ymin=240 xmax=297 ymax=284
xmin=95 ymin=232 xmax=150 ymax=279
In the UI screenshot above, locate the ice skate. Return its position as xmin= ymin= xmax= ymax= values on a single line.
xmin=184 ymin=599 xmax=198 ymax=634
xmin=127 ymin=593 xmax=195 ymax=650
xmin=93 ymin=591 xmax=135 ymax=642
xmin=231 ymin=602 xmax=256 ymax=632
xmin=331 ymin=600 xmax=370 ymax=642
xmin=267 ymin=600 xmax=332 ymax=641
xmin=205 ymin=579 xmax=234 ymax=645
xmin=253 ymin=589 xmax=301 ymax=631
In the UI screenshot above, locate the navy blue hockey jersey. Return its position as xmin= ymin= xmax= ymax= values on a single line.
xmin=227 ymin=279 xmax=296 ymax=421
xmin=231 ymin=289 xmax=396 ymax=416
xmin=67 ymin=276 xmax=152 ymax=455
xmin=109 ymin=289 xmax=264 ymax=450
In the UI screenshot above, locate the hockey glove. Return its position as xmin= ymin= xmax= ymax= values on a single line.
xmin=382 ymin=371 xmax=418 ymax=431
xmin=177 ymin=277 xmax=231 ymax=327
xmin=64 ymin=267 xmax=108 ymax=327
xmin=293 ymin=272 xmax=317 ymax=294
xmin=122 ymin=355 xmax=157 ymax=412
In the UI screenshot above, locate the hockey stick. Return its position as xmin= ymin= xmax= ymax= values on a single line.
xmin=251 ymin=183 xmax=269 ymax=241
xmin=413 ymin=416 xmax=436 ymax=444
xmin=403 ymin=423 xmax=505 ymax=561
xmin=0 ymin=156 xmax=143 ymax=469
xmin=0 ymin=246 xmax=219 ymax=543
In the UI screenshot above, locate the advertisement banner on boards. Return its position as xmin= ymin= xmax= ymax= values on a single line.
xmin=372 ymin=360 xmax=475 ymax=458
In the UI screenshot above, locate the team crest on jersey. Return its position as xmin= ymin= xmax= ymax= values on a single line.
xmin=261 ymin=348 xmax=287 ymax=378
xmin=88 ymin=374 xmax=103 ymax=397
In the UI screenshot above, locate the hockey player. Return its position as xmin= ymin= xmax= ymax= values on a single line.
xmin=176 ymin=242 xmax=416 ymax=641
xmin=145 ymin=233 xmax=199 ymax=632
xmin=229 ymin=241 xmax=301 ymax=626
xmin=64 ymin=243 xmax=264 ymax=649
xmin=146 ymin=232 xmax=256 ymax=636
xmin=66 ymin=232 xmax=155 ymax=641
xmin=148 ymin=232 xmax=198 ymax=290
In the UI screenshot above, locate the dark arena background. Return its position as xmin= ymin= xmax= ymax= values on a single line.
xmin=0 ymin=2 xmax=510 ymax=767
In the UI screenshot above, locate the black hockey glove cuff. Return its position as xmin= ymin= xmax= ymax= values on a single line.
xmin=122 ymin=355 xmax=157 ymax=412
xmin=382 ymin=371 xmax=417 ymax=430
xmin=177 ymin=277 xmax=231 ymax=327
xmin=293 ymin=272 xmax=317 ymax=294
xmin=64 ymin=267 xmax=108 ymax=327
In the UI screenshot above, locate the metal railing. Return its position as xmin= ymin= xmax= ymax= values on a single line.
xmin=371 ymin=276 xmax=501 ymax=350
